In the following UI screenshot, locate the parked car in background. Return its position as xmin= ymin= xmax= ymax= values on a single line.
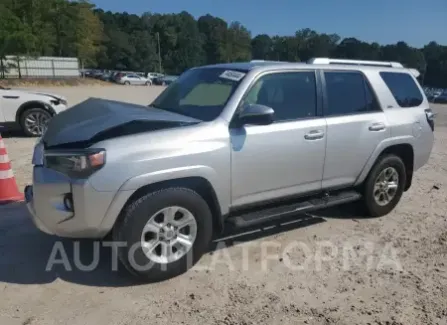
xmin=433 ymin=92 xmax=447 ymax=104
xmin=112 ymin=72 xmax=125 ymax=83
xmin=0 ymin=85 xmax=68 ymax=136
xmin=99 ymin=72 xmax=112 ymax=82
xmin=153 ymin=75 xmax=178 ymax=86
xmin=147 ymin=72 xmax=164 ymax=81
xmin=116 ymin=73 xmax=152 ymax=86
xmin=424 ymin=87 xmax=446 ymax=102
xmin=92 ymin=71 xmax=104 ymax=79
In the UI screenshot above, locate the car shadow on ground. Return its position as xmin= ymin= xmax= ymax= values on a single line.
xmin=0 ymin=201 xmax=363 ymax=287
xmin=0 ymin=129 xmax=28 ymax=138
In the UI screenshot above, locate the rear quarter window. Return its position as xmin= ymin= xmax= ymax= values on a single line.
xmin=379 ymin=72 xmax=423 ymax=107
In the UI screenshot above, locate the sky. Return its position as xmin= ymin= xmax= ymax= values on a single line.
xmin=91 ymin=0 xmax=447 ymax=48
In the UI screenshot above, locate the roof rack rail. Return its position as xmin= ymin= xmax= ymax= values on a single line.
xmin=308 ymin=57 xmax=404 ymax=68
xmin=250 ymin=59 xmax=288 ymax=63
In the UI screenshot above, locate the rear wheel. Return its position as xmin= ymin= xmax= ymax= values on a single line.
xmin=363 ymin=154 xmax=406 ymax=217
xmin=113 ymin=187 xmax=213 ymax=282
xmin=20 ymin=107 xmax=51 ymax=137
xmin=124 ymin=81 xmax=130 ymax=85
xmin=145 ymin=81 xmax=151 ymax=86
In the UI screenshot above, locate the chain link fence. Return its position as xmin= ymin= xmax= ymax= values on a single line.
xmin=0 ymin=56 xmax=80 ymax=79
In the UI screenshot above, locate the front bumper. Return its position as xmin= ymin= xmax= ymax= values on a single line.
xmin=25 ymin=185 xmax=54 ymax=235
xmin=24 ymin=166 xmax=123 ymax=238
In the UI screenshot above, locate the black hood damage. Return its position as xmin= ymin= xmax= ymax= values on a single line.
xmin=42 ymin=98 xmax=200 ymax=148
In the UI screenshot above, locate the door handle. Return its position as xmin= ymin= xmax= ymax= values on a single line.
xmin=304 ymin=130 xmax=324 ymax=140
xmin=369 ymin=123 xmax=386 ymax=131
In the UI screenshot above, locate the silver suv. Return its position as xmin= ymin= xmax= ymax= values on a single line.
xmin=25 ymin=58 xmax=435 ymax=282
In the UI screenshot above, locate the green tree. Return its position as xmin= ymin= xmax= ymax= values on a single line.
xmin=198 ymin=14 xmax=228 ymax=64
xmin=71 ymin=1 xmax=103 ymax=67
xmin=251 ymin=34 xmax=273 ymax=60
xmin=225 ymin=22 xmax=251 ymax=62
xmin=0 ymin=1 xmax=446 ymax=86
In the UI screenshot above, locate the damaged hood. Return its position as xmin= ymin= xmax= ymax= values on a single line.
xmin=42 ymin=98 xmax=200 ymax=148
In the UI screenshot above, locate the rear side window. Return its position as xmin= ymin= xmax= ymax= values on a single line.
xmin=324 ymin=71 xmax=380 ymax=116
xmin=380 ymin=72 xmax=423 ymax=107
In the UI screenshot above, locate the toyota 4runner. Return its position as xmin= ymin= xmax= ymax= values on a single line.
xmin=25 ymin=58 xmax=435 ymax=282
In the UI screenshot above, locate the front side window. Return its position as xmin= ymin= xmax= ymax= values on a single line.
xmin=324 ymin=71 xmax=380 ymax=116
xmin=241 ymin=71 xmax=317 ymax=121
xmin=150 ymin=68 xmax=247 ymax=121
xmin=380 ymin=71 xmax=423 ymax=107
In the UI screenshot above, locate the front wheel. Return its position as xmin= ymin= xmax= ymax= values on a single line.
xmin=20 ymin=107 xmax=52 ymax=137
xmin=363 ymin=154 xmax=406 ymax=217
xmin=113 ymin=187 xmax=213 ymax=282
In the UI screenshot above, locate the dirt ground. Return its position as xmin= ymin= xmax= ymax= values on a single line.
xmin=0 ymin=86 xmax=446 ymax=325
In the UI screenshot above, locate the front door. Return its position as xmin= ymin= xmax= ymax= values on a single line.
xmin=230 ymin=70 xmax=327 ymax=208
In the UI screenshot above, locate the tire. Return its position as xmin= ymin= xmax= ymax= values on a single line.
xmin=363 ymin=154 xmax=406 ymax=217
xmin=124 ymin=81 xmax=130 ymax=85
xmin=20 ymin=107 xmax=52 ymax=137
xmin=145 ymin=81 xmax=151 ymax=86
xmin=113 ymin=187 xmax=213 ymax=282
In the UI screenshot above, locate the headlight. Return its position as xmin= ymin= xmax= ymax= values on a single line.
xmin=44 ymin=149 xmax=106 ymax=178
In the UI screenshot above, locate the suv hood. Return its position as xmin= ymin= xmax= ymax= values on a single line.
xmin=42 ymin=98 xmax=200 ymax=148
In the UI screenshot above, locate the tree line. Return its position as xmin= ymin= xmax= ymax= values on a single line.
xmin=1 ymin=0 xmax=446 ymax=87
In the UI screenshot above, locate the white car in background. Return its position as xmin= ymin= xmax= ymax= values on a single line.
xmin=146 ymin=72 xmax=164 ymax=82
xmin=116 ymin=73 xmax=152 ymax=86
xmin=0 ymin=85 xmax=68 ymax=136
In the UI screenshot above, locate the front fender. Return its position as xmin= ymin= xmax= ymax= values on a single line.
xmin=15 ymin=100 xmax=56 ymax=122
xmin=354 ymin=136 xmax=415 ymax=186
xmin=120 ymin=165 xmax=220 ymax=192
xmin=97 ymin=165 xmax=230 ymax=237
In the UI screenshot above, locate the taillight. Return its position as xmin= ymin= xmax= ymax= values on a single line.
xmin=425 ymin=108 xmax=435 ymax=132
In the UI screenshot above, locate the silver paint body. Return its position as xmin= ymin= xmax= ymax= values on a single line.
xmin=26 ymin=62 xmax=434 ymax=238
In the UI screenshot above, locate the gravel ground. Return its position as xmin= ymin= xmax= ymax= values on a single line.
xmin=0 ymin=86 xmax=446 ymax=325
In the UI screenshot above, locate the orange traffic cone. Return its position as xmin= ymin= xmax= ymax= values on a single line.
xmin=0 ymin=134 xmax=24 ymax=204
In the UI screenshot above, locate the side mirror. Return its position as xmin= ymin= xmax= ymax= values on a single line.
xmin=238 ymin=103 xmax=274 ymax=126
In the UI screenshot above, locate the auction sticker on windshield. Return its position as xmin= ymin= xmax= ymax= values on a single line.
xmin=219 ymin=70 xmax=246 ymax=82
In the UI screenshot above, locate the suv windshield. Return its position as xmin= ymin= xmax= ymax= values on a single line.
xmin=150 ymin=67 xmax=247 ymax=121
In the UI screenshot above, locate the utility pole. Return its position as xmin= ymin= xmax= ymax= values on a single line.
xmin=421 ymin=62 xmax=427 ymax=86
xmin=156 ymin=32 xmax=162 ymax=73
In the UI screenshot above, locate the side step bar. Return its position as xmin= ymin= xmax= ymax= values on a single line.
xmin=226 ymin=190 xmax=362 ymax=228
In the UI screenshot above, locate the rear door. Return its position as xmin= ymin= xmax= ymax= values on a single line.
xmin=321 ymin=70 xmax=389 ymax=189
xmin=128 ymin=74 xmax=138 ymax=85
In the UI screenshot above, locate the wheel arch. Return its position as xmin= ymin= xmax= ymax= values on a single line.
xmin=112 ymin=177 xmax=224 ymax=235
xmin=15 ymin=100 xmax=55 ymax=123
xmin=357 ymin=142 xmax=414 ymax=191
xmin=378 ymin=144 xmax=414 ymax=191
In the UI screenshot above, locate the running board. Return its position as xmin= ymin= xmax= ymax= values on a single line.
xmin=226 ymin=190 xmax=362 ymax=228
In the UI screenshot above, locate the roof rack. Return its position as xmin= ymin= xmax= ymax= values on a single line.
xmin=250 ymin=60 xmax=287 ymax=63
xmin=308 ymin=57 xmax=404 ymax=68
